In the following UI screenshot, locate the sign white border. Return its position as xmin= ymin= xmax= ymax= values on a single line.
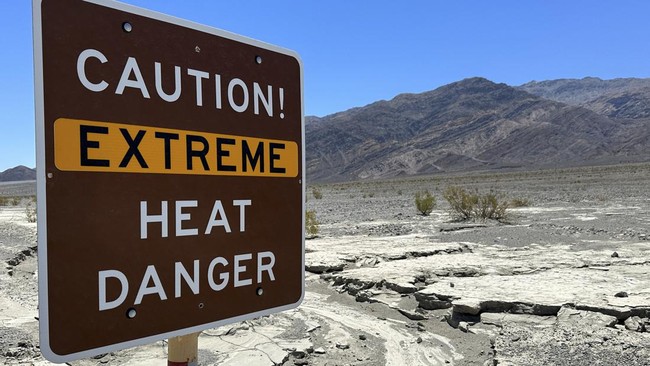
xmin=33 ymin=0 xmax=305 ymax=362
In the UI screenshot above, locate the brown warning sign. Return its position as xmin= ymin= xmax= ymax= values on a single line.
xmin=33 ymin=0 xmax=304 ymax=362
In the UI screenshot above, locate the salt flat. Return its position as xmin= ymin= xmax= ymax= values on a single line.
xmin=1 ymin=164 xmax=649 ymax=365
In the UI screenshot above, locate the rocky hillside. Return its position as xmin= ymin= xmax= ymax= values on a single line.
xmin=0 ymin=166 xmax=36 ymax=182
xmin=519 ymin=77 xmax=650 ymax=119
xmin=306 ymin=77 xmax=650 ymax=182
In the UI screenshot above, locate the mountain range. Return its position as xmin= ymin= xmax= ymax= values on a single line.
xmin=307 ymin=77 xmax=650 ymax=182
xmin=3 ymin=77 xmax=649 ymax=183
xmin=0 ymin=165 xmax=36 ymax=182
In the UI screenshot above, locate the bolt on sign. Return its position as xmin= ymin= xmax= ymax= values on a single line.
xmin=33 ymin=0 xmax=304 ymax=362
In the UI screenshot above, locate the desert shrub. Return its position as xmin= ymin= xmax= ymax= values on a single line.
xmin=594 ymin=194 xmax=608 ymax=202
xmin=305 ymin=210 xmax=319 ymax=238
xmin=510 ymin=198 xmax=531 ymax=207
xmin=414 ymin=190 xmax=436 ymax=216
xmin=311 ymin=187 xmax=323 ymax=199
xmin=443 ymin=186 xmax=509 ymax=221
xmin=443 ymin=186 xmax=476 ymax=221
xmin=475 ymin=192 xmax=509 ymax=221
xmin=0 ymin=196 xmax=21 ymax=206
xmin=25 ymin=202 xmax=37 ymax=223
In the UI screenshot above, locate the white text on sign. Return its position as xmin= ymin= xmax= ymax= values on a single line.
xmin=98 ymin=252 xmax=276 ymax=311
xmin=98 ymin=198 xmax=277 ymax=311
xmin=77 ymin=48 xmax=287 ymax=119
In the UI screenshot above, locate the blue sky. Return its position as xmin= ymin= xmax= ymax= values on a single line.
xmin=2 ymin=0 xmax=650 ymax=171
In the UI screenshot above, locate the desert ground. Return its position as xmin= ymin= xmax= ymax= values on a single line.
xmin=1 ymin=163 xmax=649 ymax=365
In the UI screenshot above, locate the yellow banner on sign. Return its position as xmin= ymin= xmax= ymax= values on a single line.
xmin=54 ymin=118 xmax=299 ymax=177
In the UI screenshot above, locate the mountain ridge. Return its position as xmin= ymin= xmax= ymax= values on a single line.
xmin=3 ymin=78 xmax=649 ymax=184
xmin=0 ymin=166 xmax=36 ymax=182
xmin=306 ymin=77 xmax=649 ymax=182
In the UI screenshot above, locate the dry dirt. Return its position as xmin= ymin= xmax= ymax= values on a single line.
xmin=1 ymin=163 xmax=649 ymax=365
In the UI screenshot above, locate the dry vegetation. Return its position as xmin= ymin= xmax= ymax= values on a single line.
xmin=443 ymin=186 xmax=509 ymax=222
xmin=414 ymin=190 xmax=436 ymax=216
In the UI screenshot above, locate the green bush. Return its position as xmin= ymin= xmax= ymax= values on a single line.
xmin=414 ymin=190 xmax=436 ymax=216
xmin=305 ymin=210 xmax=319 ymax=238
xmin=443 ymin=186 xmax=509 ymax=222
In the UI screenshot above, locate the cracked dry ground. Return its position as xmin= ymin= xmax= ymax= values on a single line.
xmin=2 ymin=163 xmax=650 ymax=365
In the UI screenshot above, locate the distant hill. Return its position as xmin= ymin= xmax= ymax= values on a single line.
xmin=306 ymin=77 xmax=650 ymax=182
xmin=518 ymin=77 xmax=650 ymax=119
xmin=0 ymin=166 xmax=36 ymax=182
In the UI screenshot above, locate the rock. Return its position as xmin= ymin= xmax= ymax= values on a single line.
xmin=5 ymin=349 xmax=18 ymax=358
xmin=397 ymin=308 xmax=428 ymax=321
xmin=335 ymin=342 xmax=350 ymax=350
xmin=458 ymin=322 xmax=470 ymax=333
xmin=306 ymin=321 xmax=321 ymax=333
xmin=445 ymin=309 xmax=480 ymax=328
xmin=305 ymin=263 xmax=345 ymax=274
xmin=624 ymin=316 xmax=645 ymax=332
xmin=576 ymin=304 xmax=631 ymax=321
xmin=291 ymin=349 xmax=308 ymax=359
xmin=313 ymin=347 xmax=326 ymax=354
xmin=358 ymin=334 xmax=367 ymax=341
xmin=588 ymin=266 xmax=609 ymax=271
xmin=614 ymin=291 xmax=628 ymax=298
xmin=416 ymin=336 xmax=423 ymax=344
xmin=414 ymin=291 xmax=453 ymax=310
xmin=356 ymin=256 xmax=381 ymax=267
xmin=417 ymin=322 xmax=426 ymax=332
xmin=355 ymin=291 xmax=373 ymax=302
xmin=452 ymin=298 xmax=482 ymax=315
xmin=556 ymin=306 xmax=618 ymax=328
xmin=385 ymin=281 xmax=417 ymax=294
xmin=480 ymin=313 xmax=555 ymax=328
xmin=294 ymin=360 xmax=309 ymax=366
xmin=611 ymin=251 xmax=619 ymax=258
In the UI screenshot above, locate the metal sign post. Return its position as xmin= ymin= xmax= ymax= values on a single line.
xmin=33 ymin=0 xmax=304 ymax=362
